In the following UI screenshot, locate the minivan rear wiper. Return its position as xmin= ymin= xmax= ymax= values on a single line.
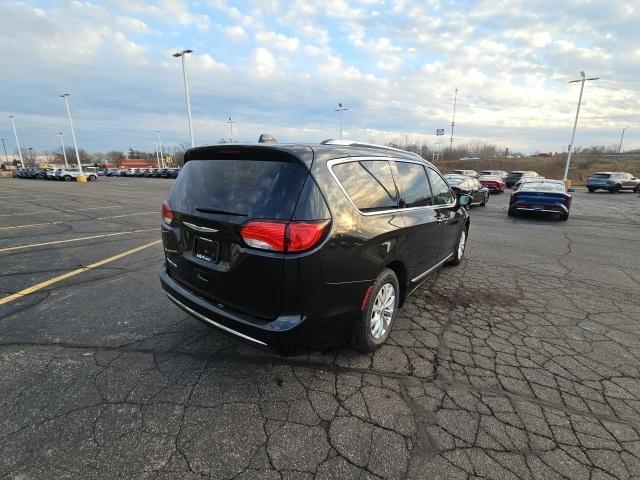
xmin=196 ymin=207 xmax=248 ymax=216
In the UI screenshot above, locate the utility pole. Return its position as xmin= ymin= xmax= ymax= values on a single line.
xmin=9 ymin=116 xmax=23 ymax=167
xmin=1 ymin=138 xmax=8 ymax=164
xmin=563 ymin=71 xmax=598 ymax=181
xmin=618 ymin=126 xmax=628 ymax=153
xmin=58 ymin=132 xmax=69 ymax=168
xmin=60 ymin=93 xmax=84 ymax=175
xmin=227 ymin=117 xmax=236 ymax=143
xmin=450 ymin=88 xmax=458 ymax=152
xmin=172 ymin=49 xmax=195 ymax=148
xmin=334 ymin=103 xmax=348 ymax=139
xmin=28 ymin=147 xmax=34 ymax=163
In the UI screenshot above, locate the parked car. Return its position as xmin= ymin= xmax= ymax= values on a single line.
xmin=508 ymin=180 xmax=571 ymax=220
xmin=586 ymin=172 xmax=640 ymax=193
xmin=634 ymin=183 xmax=640 ymax=194
xmin=58 ymin=168 xmax=98 ymax=181
xmin=167 ymin=167 xmax=180 ymax=178
xmin=159 ymin=140 xmax=472 ymax=354
xmin=450 ymin=169 xmax=479 ymax=177
xmin=459 ymin=156 xmax=480 ymax=161
xmin=480 ymin=170 xmax=508 ymax=181
xmin=97 ymin=169 xmax=106 ymax=176
xmin=505 ymin=170 xmax=541 ymax=188
xmin=125 ymin=168 xmax=139 ymax=177
xmin=444 ymin=174 xmax=489 ymax=206
xmin=513 ymin=176 xmax=546 ymax=190
xmin=143 ymin=168 xmax=156 ymax=177
xmin=478 ymin=175 xmax=505 ymax=193
xmin=158 ymin=168 xmax=170 ymax=178
xmin=105 ymin=168 xmax=119 ymax=176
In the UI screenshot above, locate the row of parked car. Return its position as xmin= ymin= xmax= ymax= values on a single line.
xmin=444 ymin=169 xmax=571 ymax=220
xmin=15 ymin=167 xmax=99 ymax=181
xmin=105 ymin=167 xmax=181 ymax=178
xmin=14 ymin=166 xmax=182 ymax=181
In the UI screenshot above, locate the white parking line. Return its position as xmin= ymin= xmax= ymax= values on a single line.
xmin=0 ymin=212 xmax=156 ymax=231
xmin=0 ymin=228 xmax=159 ymax=253
xmin=0 ymin=205 xmax=123 ymax=217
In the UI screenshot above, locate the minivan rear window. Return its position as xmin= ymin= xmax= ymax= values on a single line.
xmin=333 ymin=160 xmax=398 ymax=212
xmin=168 ymin=159 xmax=308 ymax=219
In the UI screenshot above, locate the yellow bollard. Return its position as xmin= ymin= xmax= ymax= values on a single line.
xmin=563 ymin=179 xmax=571 ymax=190
xmin=76 ymin=175 xmax=87 ymax=183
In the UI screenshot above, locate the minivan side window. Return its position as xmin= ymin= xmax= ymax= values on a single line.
xmin=393 ymin=161 xmax=433 ymax=208
xmin=427 ymin=168 xmax=455 ymax=205
xmin=333 ymin=160 xmax=398 ymax=212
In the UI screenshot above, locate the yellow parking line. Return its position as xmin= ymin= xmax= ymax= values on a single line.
xmin=0 ymin=240 xmax=161 ymax=305
xmin=0 ymin=212 xmax=156 ymax=231
xmin=0 ymin=228 xmax=158 ymax=253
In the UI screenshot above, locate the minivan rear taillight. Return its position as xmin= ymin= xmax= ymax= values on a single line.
xmin=241 ymin=220 xmax=330 ymax=253
xmin=162 ymin=200 xmax=174 ymax=225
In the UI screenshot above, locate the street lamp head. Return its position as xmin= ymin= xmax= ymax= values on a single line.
xmin=580 ymin=71 xmax=585 ymax=77
xmin=172 ymin=52 xmax=181 ymax=57
xmin=184 ymin=49 xmax=193 ymax=54
xmin=9 ymin=115 xmax=14 ymax=118
xmin=60 ymin=93 xmax=70 ymax=97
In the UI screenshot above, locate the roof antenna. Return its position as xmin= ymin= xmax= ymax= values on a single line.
xmin=258 ymin=133 xmax=277 ymax=143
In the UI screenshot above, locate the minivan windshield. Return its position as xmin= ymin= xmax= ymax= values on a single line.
xmin=168 ymin=159 xmax=308 ymax=220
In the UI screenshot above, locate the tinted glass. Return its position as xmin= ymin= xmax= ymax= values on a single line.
xmin=427 ymin=169 xmax=455 ymax=205
xmin=333 ymin=160 xmax=398 ymax=212
xmin=444 ymin=176 xmax=464 ymax=186
xmin=168 ymin=159 xmax=308 ymax=219
xmin=394 ymin=161 xmax=433 ymax=208
xmin=591 ymin=174 xmax=611 ymax=179
xmin=520 ymin=183 xmax=565 ymax=192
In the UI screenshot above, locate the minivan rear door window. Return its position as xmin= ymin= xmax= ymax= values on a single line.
xmin=333 ymin=160 xmax=398 ymax=212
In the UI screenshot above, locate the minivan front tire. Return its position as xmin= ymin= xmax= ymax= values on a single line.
xmin=448 ymin=228 xmax=467 ymax=266
xmin=354 ymin=268 xmax=399 ymax=352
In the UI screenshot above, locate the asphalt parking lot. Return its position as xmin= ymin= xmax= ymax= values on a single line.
xmin=1 ymin=177 xmax=639 ymax=480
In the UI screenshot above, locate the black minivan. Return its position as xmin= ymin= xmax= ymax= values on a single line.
xmin=160 ymin=140 xmax=471 ymax=354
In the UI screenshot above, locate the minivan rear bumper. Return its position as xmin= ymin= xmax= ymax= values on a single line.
xmin=160 ymin=267 xmax=311 ymax=354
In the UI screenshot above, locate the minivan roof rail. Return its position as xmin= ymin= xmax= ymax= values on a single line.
xmin=320 ymin=139 xmax=423 ymax=159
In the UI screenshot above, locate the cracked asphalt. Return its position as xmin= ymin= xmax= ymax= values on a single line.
xmin=1 ymin=177 xmax=639 ymax=480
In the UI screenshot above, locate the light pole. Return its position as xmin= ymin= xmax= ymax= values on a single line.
xmin=60 ymin=93 xmax=83 ymax=175
xmin=334 ymin=103 xmax=348 ymax=139
xmin=58 ymin=132 xmax=69 ymax=168
xmin=563 ymin=71 xmax=599 ymax=181
xmin=9 ymin=116 xmax=23 ymax=167
xmin=618 ymin=126 xmax=628 ymax=153
xmin=156 ymin=130 xmax=165 ymax=167
xmin=227 ymin=117 xmax=235 ymax=143
xmin=154 ymin=142 xmax=160 ymax=168
xmin=1 ymin=138 xmax=8 ymax=164
xmin=450 ymin=88 xmax=458 ymax=152
xmin=173 ymin=49 xmax=195 ymax=148
xmin=28 ymin=147 xmax=34 ymax=163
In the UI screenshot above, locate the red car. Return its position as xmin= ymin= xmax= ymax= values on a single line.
xmin=478 ymin=175 xmax=505 ymax=193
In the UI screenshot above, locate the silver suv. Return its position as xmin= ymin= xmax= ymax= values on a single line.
xmin=587 ymin=172 xmax=639 ymax=193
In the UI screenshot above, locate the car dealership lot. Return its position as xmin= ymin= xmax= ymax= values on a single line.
xmin=1 ymin=178 xmax=639 ymax=479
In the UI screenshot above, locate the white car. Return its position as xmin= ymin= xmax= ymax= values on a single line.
xmin=58 ymin=168 xmax=98 ymax=181
xmin=125 ymin=168 xmax=140 ymax=176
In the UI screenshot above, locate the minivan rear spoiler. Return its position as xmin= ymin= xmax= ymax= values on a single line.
xmin=183 ymin=144 xmax=314 ymax=169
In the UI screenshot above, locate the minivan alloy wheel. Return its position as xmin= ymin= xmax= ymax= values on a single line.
xmin=370 ymin=283 xmax=396 ymax=339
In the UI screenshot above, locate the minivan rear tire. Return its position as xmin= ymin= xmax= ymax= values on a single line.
xmin=354 ymin=268 xmax=399 ymax=352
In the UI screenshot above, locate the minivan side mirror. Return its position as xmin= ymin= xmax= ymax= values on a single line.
xmin=456 ymin=194 xmax=472 ymax=209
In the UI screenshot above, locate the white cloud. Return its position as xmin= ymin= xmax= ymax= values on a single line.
xmin=220 ymin=24 xmax=246 ymax=40
xmin=252 ymin=47 xmax=277 ymax=77
xmin=255 ymin=30 xmax=300 ymax=53
xmin=115 ymin=15 xmax=153 ymax=33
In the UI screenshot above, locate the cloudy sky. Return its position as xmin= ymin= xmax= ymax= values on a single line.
xmin=0 ymin=0 xmax=638 ymax=154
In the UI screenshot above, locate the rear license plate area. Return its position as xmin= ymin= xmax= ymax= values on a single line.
xmin=194 ymin=236 xmax=219 ymax=263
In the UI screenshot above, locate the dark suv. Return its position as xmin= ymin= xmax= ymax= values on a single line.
xmin=159 ymin=140 xmax=471 ymax=354
xmin=505 ymin=170 xmax=540 ymax=188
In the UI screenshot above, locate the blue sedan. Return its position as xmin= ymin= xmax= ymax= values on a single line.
xmin=508 ymin=180 xmax=572 ymax=221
